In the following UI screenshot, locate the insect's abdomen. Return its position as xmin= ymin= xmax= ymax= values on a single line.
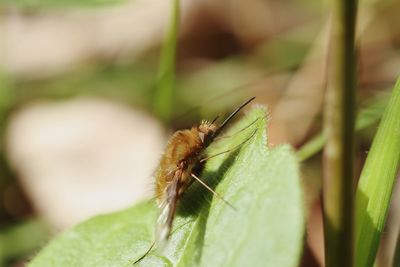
xmin=154 ymin=127 xmax=203 ymax=245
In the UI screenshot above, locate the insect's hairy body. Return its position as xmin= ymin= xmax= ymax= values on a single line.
xmin=155 ymin=121 xmax=217 ymax=246
xmin=151 ymin=96 xmax=255 ymax=250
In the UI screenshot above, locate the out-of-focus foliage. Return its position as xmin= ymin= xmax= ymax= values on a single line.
xmin=297 ymin=93 xmax=390 ymax=161
xmin=0 ymin=220 xmax=49 ymax=267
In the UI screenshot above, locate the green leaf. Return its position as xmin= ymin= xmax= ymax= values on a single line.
xmin=29 ymin=107 xmax=305 ymax=267
xmin=355 ymin=78 xmax=400 ymax=267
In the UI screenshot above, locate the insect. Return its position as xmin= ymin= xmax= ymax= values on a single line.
xmin=154 ymin=96 xmax=256 ymax=247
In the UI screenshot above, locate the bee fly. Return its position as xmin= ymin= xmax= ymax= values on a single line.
xmin=134 ymin=97 xmax=255 ymax=264
xmin=155 ymin=97 xmax=255 ymax=245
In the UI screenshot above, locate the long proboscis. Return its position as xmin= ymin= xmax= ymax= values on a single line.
xmin=211 ymin=96 xmax=256 ymax=140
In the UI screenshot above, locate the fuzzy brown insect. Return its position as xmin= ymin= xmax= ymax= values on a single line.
xmin=154 ymin=97 xmax=255 ymax=247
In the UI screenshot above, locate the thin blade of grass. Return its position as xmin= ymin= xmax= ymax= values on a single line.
xmin=154 ymin=0 xmax=180 ymax=123
xmin=355 ymin=78 xmax=400 ymax=267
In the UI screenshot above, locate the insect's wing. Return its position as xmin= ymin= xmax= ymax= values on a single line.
xmin=155 ymin=176 xmax=179 ymax=249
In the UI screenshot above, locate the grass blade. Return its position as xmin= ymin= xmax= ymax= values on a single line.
xmin=355 ymin=78 xmax=400 ymax=267
xmin=154 ymin=0 xmax=180 ymax=123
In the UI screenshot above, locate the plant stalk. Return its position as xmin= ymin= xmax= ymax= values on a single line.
xmin=323 ymin=0 xmax=357 ymax=266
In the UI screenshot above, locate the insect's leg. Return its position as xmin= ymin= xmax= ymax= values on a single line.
xmin=214 ymin=116 xmax=263 ymax=140
xmin=190 ymin=173 xmax=236 ymax=210
xmin=200 ymin=129 xmax=257 ymax=163
xmin=184 ymin=161 xmax=204 ymax=190
xmin=132 ymin=242 xmax=155 ymax=265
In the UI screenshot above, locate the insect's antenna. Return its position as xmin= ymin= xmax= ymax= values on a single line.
xmin=200 ymin=129 xmax=257 ymax=163
xmin=215 ymin=116 xmax=262 ymax=140
xmin=210 ymin=114 xmax=220 ymax=124
xmin=212 ymin=96 xmax=255 ymax=139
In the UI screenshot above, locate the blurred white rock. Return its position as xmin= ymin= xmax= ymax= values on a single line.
xmin=6 ymin=97 xmax=165 ymax=229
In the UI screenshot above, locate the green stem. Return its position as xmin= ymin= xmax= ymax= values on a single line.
xmin=323 ymin=0 xmax=357 ymax=266
xmin=154 ymin=0 xmax=180 ymax=123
